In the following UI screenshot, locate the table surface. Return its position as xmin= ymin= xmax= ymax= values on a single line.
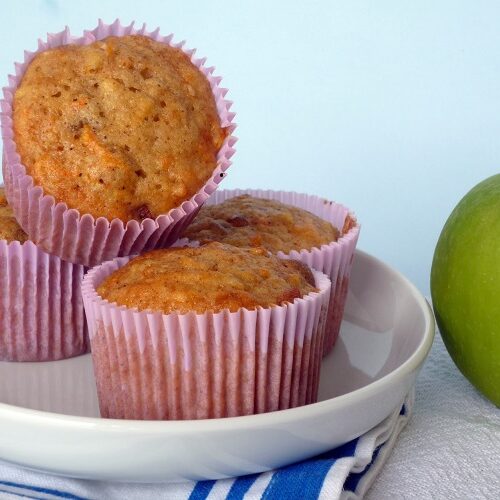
xmin=366 ymin=334 xmax=500 ymax=499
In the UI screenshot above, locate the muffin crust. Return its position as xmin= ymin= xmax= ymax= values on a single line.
xmin=97 ymin=242 xmax=317 ymax=314
xmin=183 ymin=195 xmax=340 ymax=253
xmin=0 ymin=188 xmax=27 ymax=242
xmin=13 ymin=35 xmax=226 ymax=221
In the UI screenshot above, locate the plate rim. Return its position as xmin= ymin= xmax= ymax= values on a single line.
xmin=0 ymin=249 xmax=435 ymax=432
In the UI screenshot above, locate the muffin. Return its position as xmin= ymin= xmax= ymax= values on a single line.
xmin=184 ymin=191 xmax=360 ymax=355
xmin=183 ymin=194 xmax=341 ymax=252
xmin=0 ymin=187 xmax=87 ymax=361
xmin=13 ymin=35 xmax=227 ymax=221
xmin=2 ymin=21 xmax=236 ymax=266
xmin=97 ymin=243 xmax=317 ymax=313
xmin=82 ymin=242 xmax=331 ymax=420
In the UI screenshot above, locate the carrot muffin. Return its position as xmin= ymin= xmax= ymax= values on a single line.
xmin=0 ymin=188 xmax=87 ymax=362
xmin=183 ymin=190 xmax=360 ymax=357
xmin=97 ymin=242 xmax=316 ymax=314
xmin=0 ymin=188 xmax=27 ymax=242
xmin=13 ymin=35 xmax=226 ymax=221
xmin=84 ymin=242 xmax=330 ymax=420
xmin=183 ymin=195 xmax=342 ymax=253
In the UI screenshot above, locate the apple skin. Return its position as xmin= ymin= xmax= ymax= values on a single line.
xmin=431 ymin=174 xmax=500 ymax=407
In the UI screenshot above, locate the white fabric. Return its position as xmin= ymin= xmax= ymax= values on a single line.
xmin=340 ymin=396 xmax=412 ymax=500
xmin=367 ymin=335 xmax=500 ymax=499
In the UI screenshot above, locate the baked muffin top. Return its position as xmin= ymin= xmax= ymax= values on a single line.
xmin=0 ymin=188 xmax=27 ymax=243
xmin=97 ymin=242 xmax=317 ymax=314
xmin=183 ymin=195 xmax=341 ymax=253
xmin=13 ymin=35 xmax=226 ymax=221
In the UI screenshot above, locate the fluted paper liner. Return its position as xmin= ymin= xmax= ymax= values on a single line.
xmin=82 ymin=256 xmax=331 ymax=420
xmin=0 ymin=240 xmax=88 ymax=361
xmin=196 ymin=189 xmax=360 ymax=355
xmin=1 ymin=19 xmax=237 ymax=267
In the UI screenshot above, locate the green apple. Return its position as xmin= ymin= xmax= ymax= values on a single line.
xmin=431 ymin=174 xmax=500 ymax=407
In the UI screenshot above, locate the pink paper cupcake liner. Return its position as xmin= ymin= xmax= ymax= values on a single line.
xmin=0 ymin=239 xmax=88 ymax=361
xmin=1 ymin=19 xmax=237 ymax=267
xmin=200 ymin=189 xmax=360 ymax=355
xmin=82 ymin=256 xmax=331 ymax=420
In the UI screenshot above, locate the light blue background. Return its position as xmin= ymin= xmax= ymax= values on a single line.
xmin=1 ymin=1 xmax=499 ymax=294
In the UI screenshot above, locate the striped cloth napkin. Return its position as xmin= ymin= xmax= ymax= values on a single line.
xmin=0 ymin=391 xmax=412 ymax=500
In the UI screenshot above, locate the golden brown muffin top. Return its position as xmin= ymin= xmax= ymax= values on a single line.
xmin=183 ymin=195 xmax=341 ymax=253
xmin=13 ymin=35 xmax=227 ymax=221
xmin=97 ymin=242 xmax=317 ymax=314
xmin=0 ymin=188 xmax=28 ymax=243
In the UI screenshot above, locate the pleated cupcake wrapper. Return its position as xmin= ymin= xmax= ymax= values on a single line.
xmin=0 ymin=240 xmax=88 ymax=361
xmin=0 ymin=19 xmax=237 ymax=267
xmin=82 ymin=256 xmax=331 ymax=420
xmin=198 ymin=189 xmax=360 ymax=355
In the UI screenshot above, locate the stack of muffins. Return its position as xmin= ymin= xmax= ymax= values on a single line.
xmin=0 ymin=20 xmax=359 ymax=420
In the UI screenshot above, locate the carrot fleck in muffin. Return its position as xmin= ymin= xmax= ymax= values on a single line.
xmin=0 ymin=188 xmax=27 ymax=243
xmin=183 ymin=195 xmax=340 ymax=253
xmin=97 ymin=242 xmax=316 ymax=314
xmin=13 ymin=35 xmax=227 ymax=221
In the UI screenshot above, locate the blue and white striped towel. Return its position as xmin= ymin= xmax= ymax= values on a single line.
xmin=0 ymin=391 xmax=413 ymax=500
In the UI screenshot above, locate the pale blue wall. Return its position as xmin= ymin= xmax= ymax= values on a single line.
xmin=2 ymin=1 xmax=499 ymax=294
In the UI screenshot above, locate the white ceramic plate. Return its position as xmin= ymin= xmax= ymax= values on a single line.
xmin=0 ymin=250 xmax=434 ymax=483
